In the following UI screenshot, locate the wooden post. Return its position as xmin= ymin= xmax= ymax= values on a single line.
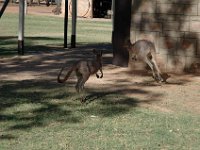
xmin=18 ymin=0 xmax=25 ymax=55
xmin=64 ymin=0 xmax=68 ymax=48
xmin=71 ymin=0 xmax=77 ymax=48
xmin=25 ymin=0 xmax=28 ymax=14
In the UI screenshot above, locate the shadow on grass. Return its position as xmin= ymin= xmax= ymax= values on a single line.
xmin=0 ymin=134 xmax=16 ymax=140
xmin=0 ymin=78 xmax=161 ymax=135
xmin=0 ymin=36 xmax=112 ymax=56
xmin=0 ymin=40 xmax=112 ymax=82
xmin=0 ymin=36 xmax=65 ymax=56
xmin=0 ymin=36 xmax=194 ymax=140
xmin=0 ymin=80 xmax=79 ymax=132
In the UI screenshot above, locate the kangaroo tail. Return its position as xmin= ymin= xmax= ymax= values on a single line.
xmin=57 ymin=66 xmax=74 ymax=83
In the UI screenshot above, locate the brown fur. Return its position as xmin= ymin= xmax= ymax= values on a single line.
xmin=127 ymin=40 xmax=164 ymax=82
xmin=57 ymin=49 xmax=103 ymax=102
xmin=160 ymin=73 xmax=171 ymax=83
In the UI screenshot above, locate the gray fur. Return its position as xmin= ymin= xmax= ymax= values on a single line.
xmin=127 ymin=40 xmax=163 ymax=82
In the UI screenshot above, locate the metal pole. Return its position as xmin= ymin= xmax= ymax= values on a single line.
xmin=18 ymin=0 xmax=25 ymax=55
xmin=0 ymin=0 xmax=9 ymax=18
xmin=25 ymin=0 xmax=28 ymax=14
xmin=71 ymin=0 xmax=77 ymax=48
xmin=64 ymin=0 xmax=69 ymax=48
xmin=111 ymin=0 xmax=115 ymax=44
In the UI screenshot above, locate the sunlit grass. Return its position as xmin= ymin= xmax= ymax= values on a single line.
xmin=0 ymin=80 xmax=200 ymax=150
xmin=0 ymin=13 xmax=112 ymax=55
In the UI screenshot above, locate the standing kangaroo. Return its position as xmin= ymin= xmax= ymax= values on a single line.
xmin=127 ymin=40 xmax=164 ymax=82
xmin=57 ymin=49 xmax=103 ymax=102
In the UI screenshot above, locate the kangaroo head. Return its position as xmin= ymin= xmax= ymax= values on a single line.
xmin=93 ymin=49 xmax=102 ymax=60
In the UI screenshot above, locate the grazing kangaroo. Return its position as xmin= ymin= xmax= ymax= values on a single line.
xmin=127 ymin=40 xmax=164 ymax=82
xmin=57 ymin=49 xmax=103 ymax=102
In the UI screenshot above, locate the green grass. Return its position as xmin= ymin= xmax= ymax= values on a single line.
xmin=1 ymin=13 xmax=200 ymax=149
xmin=0 ymin=80 xmax=200 ymax=150
xmin=0 ymin=13 xmax=112 ymax=55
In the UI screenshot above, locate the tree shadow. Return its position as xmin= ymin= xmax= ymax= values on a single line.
xmin=0 ymin=73 xmax=164 ymax=136
xmin=0 ymin=11 xmax=196 ymax=139
xmin=0 ymin=36 xmax=65 ymax=56
xmin=0 ymin=80 xmax=80 ymax=131
xmin=0 ymin=40 xmax=113 ymax=82
xmin=0 ymin=134 xmax=16 ymax=140
xmin=0 ymin=36 xmax=113 ymax=59
xmin=79 ymin=88 xmax=162 ymax=117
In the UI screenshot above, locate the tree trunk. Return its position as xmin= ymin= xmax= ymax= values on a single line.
xmin=112 ymin=0 xmax=132 ymax=67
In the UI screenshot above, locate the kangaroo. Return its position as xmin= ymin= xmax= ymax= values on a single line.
xmin=57 ymin=49 xmax=103 ymax=102
xmin=127 ymin=40 xmax=164 ymax=82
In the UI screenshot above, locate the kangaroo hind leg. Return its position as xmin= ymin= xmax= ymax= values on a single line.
xmin=149 ymin=57 xmax=163 ymax=82
xmin=144 ymin=57 xmax=157 ymax=80
xmin=79 ymin=74 xmax=90 ymax=103
xmin=80 ymin=74 xmax=90 ymax=90
xmin=75 ymin=72 xmax=83 ymax=93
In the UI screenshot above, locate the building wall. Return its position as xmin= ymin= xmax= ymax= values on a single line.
xmin=130 ymin=0 xmax=200 ymax=73
xmin=61 ymin=0 xmax=93 ymax=18
xmin=69 ymin=0 xmax=93 ymax=18
xmin=63 ymin=0 xmax=111 ymax=18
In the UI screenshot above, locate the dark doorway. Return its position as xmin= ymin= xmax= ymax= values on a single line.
xmin=93 ymin=0 xmax=112 ymax=18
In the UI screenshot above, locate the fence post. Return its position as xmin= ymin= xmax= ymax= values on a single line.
xmin=64 ymin=0 xmax=69 ymax=48
xmin=18 ymin=0 xmax=25 ymax=55
xmin=71 ymin=0 xmax=77 ymax=48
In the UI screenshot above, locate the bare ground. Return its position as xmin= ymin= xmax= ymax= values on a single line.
xmin=1 ymin=3 xmax=57 ymax=17
xmin=1 ymin=4 xmax=200 ymax=115
xmin=0 ymin=48 xmax=200 ymax=115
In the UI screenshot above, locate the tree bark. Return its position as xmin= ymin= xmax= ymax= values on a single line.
xmin=112 ymin=0 xmax=132 ymax=67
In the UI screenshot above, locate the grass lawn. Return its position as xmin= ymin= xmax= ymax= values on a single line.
xmin=0 ymin=13 xmax=112 ymax=55
xmin=1 ymin=13 xmax=200 ymax=150
xmin=1 ymin=80 xmax=200 ymax=150
xmin=0 ymin=80 xmax=200 ymax=150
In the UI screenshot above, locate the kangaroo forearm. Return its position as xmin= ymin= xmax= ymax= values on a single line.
xmin=99 ymin=68 xmax=103 ymax=78
xmin=95 ymin=69 xmax=103 ymax=78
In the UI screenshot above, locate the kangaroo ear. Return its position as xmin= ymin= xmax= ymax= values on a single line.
xmin=100 ymin=50 xmax=103 ymax=56
xmin=93 ymin=49 xmax=97 ymax=54
xmin=124 ymin=39 xmax=131 ymax=50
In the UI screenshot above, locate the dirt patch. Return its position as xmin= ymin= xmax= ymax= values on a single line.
xmin=1 ymin=4 xmax=200 ymax=114
xmin=1 ymin=3 xmax=57 ymax=17
xmin=2 ymin=3 xmax=112 ymax=21
xmin=1 ymin=49 xmax=200 ymax=115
